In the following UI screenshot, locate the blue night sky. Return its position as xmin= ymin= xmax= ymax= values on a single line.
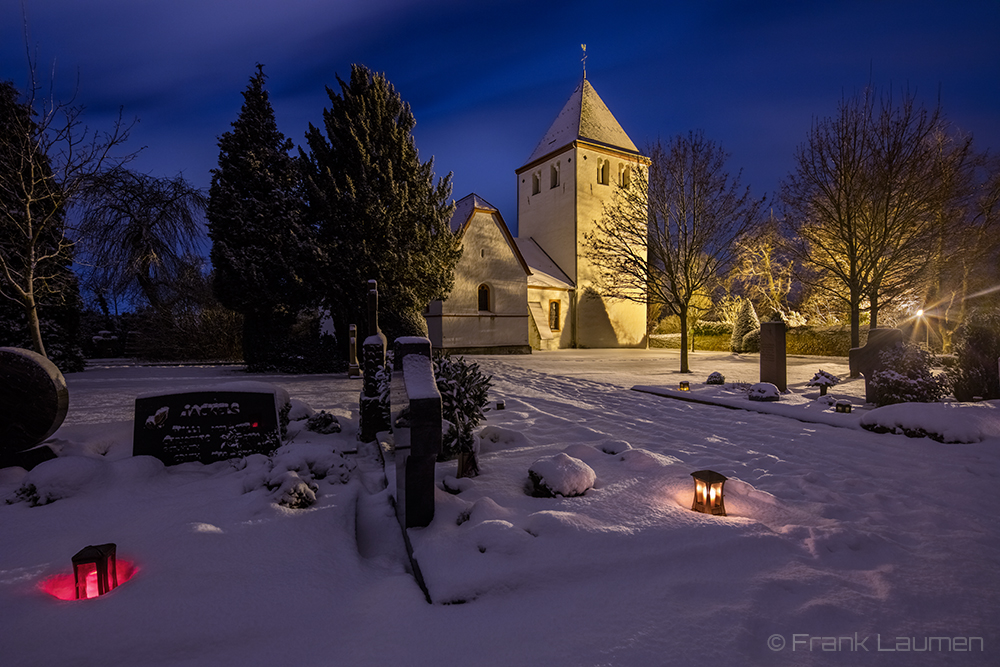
xmin=3 ymin=0 xmax=999 ymax=235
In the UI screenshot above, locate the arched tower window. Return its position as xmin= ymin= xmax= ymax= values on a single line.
xmin=550 ymin=162 xmax=560 ymax=188
xmin=531 ymin=171 xmax=541 ymax=195
xmin=478 ymin=284 xmax=491 ymax=312
xmin=597 ymin=159 xmax=609 ymax=185
xmin=620 ymin=164 xmax=631 ymax=188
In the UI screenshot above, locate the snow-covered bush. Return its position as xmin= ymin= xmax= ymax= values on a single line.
xmin=748 ymin=382 xmax=780 ymax=401
xmin=435 ymin=356 xmax=493 ymax=460
xmin=949 ymin=308 xmax=1000 ymax=401
xmin=693 ymin=320 xmax=732 ymax=336
xmin=706 ymin=371 xmax=725 ymax=385
xmin=742 ymin=328 xmax=760 ymax=353
xmin=807 ymin=370 xmax=841 ymax=396
xmin=730 ymin=298 xmax=760 ymax=353
xmin=527 ymin=453 xmax=595 ymax=497
xmin=869 ymin=344 xmax=947 ymax=406
xmin=305 ymin=411 xmax=341 ymax=434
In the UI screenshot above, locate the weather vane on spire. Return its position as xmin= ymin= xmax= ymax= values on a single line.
xmin=581 ymin=44 xmax=587 ymax=80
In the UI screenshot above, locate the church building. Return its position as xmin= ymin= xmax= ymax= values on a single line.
xmin=427 ymin=76 xmax=648 ymax=352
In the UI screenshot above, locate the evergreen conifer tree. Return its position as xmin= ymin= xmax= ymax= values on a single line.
xmin=730 ymin=298 xmax=760 ymax=353
xmin=208 ymin=65 xmax=320 ymax=370
xmin=301 ymin=64 xmax=461 ymax=344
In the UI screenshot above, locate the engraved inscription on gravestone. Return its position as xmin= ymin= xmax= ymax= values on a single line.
xmin=133 ymin=390 xmax=281 ymax=466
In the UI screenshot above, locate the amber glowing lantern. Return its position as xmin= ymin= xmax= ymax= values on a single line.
xmin=72 ymin=543 xmax=118 ymax=600
xmin=691 ymin=470 xmax=727 ymax=516
xmin=678 ymin=381 xmax=690 ymax=391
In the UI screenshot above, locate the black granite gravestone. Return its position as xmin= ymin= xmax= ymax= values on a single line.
xmin=849 ymin=328 xmax=904 ymax=403
xmin=759 ymin=322 xmax=787 ymax=392
xmin=0 ymin=347 xmax=67 ymax=469
xmin=391 ymin=337 xmax=441 ymax=529
xmin=359 ymin=280 xmax=389 ymax=442
xmin=133 ymin=390 xmax=281 ymax=466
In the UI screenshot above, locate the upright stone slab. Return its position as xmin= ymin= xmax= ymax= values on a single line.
xmin=347 ymin=324 xmax=362 ymax=378
xmin=359 ymin=280 xmax=388 ymax=442
xmin=759 ymin=322 xmax=787 ymax=392
xmin=0 ymin=347 xmax=67 ymax=470
xmin=391 ymin=337 xmax=441 ymax=529
xmin=849 ymin=328 xmax=904 ymax=403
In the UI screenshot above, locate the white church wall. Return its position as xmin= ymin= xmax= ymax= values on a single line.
xmin=426 ymin=208 xmax=529 ymax=353
xmin=574 ymin=145 xmax=648 ymax=348
xmin=517 ymin=149 xmax=577 ymax=283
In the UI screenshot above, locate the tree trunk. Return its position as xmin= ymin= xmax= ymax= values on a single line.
xmin=25 ymin=297 xmax=46 ymax=358
xmin=869 ymin=289 xmax=880 ymax=331
xmin=679 ymin=305 xmax=690 ymax=373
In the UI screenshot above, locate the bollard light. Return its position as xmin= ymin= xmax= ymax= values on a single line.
xmin=679 ymin=381 xmax=690 ymax=391
xmin=690 ymin=470 xmax=727 ymax=516
xmin=72 ymin=543 xmax=118 ymax=600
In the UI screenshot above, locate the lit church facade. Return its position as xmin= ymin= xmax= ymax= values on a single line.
xmin=425 ymin=77 xmax=648 ymax=353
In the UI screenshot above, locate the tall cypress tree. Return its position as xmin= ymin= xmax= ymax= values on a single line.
xmin=301 ymin=64 xmax=461 ymax=344
xmin=208 ymin=65 xmax=319 ymax=369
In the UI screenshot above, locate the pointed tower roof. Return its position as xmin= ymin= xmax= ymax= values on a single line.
xmin=522 ymin=79 xmax=639 ymax=167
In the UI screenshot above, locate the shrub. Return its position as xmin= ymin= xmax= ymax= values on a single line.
xmin=869 ymin=344 xmax=947 ymax=406
xmin=948 ymin=309 xmax=1000 ymax=401
xmin=730 ymin=299 xmax=759 ymax=353
xmin=742 ymin=328 xmax=760 ymax=353
xmin=435 ymin=355 xmax=494 ymax=460
xmin=693 ymin=320 xmax=733 ymax=336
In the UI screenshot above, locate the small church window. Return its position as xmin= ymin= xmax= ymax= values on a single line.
xmin=532 ymin=171 xmax=541 ymax=195
xmin=597 ymin=159 xmax=609 ymax=185
xmin=549 ymin=301 xmax=560 ymax=331
xmin=550 ymin=162 xmax=560 ymax=188
xmin=478 ymin=284 xmax=491 ymax=312
xmin=620 ymin=164 xmax=631 ymax=188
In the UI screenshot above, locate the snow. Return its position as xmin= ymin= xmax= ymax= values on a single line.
xmin=2 ymin=350 xmax=998 ymax=665
xmin=861 ymin=401 xmax=1000 ymax=443
xmin=401 ymin=353 xmax=439 ymax=400
xmin=527 ymin=452 xmax=596 ymax=497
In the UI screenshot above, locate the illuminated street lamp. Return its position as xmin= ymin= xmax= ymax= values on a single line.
xmin=916 ymin=309 xmax=929 ymax=348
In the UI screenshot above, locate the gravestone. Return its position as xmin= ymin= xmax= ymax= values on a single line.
xmin=0 ymin=347 xmax=67 ymax=470
xmin=391 ymin=337 xmax=441 ymax=529
xmin=849 ymin=328 xmax=904 ymax=403
xmin=348 ymin=324 xmax=362 ymax=378
xmin=133 ymin=388 xmax=282 ymax=466
xmin=759 ymin=321 xmax=787 ymax=392
xmin=359 ymin=281 xmax=389 ymax=442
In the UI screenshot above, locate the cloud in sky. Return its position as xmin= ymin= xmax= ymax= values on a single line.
xmin=3 ymin=0 xmax=999 ymax=231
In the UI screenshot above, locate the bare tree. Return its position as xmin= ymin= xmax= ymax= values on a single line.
xmin=586 ymin=132 xmax=765 ymax=372
xmin=781 ymin=87 xmax=968 ymax=348
xmin=0 ymin=69 xmax=132 ymax=358
xmin=75 ymin=168 xmax=207 ymax=312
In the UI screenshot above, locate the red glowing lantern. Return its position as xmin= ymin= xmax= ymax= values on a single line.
xmin=691 ymin=470 xmax=727 ymax=516
xmin=72 ymin=543 xmax=118 ymax=599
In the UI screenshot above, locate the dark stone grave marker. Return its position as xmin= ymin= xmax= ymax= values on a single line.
xmin=849 ymin=328 xmax=904 ymax=403
xmin=0 ymin=347 xmax=67 ymax=470
xmin=759 ymin=322 xmax=787 ymax=392
xmin=133 ymin=390 xmax=281 ymax=466
xmin=359 ymin=280 xmax=388 ymax=442
xmin=391 ymin=337 xmax=441 ymax=529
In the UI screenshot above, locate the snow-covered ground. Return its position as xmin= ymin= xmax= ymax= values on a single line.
xmin=1 ymin=350 xmax=997 ymax=666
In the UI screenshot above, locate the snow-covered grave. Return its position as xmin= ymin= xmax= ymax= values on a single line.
xmin=1 ymin=350 xmax=997 ymax=665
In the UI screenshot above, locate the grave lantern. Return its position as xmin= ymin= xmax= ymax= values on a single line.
xmin=72 ymin=543 xmax=118 ymax=600
xmin=690 ymin=470 xmax=727 ymax=516
xmin=835 ymin=400 xmax=852 ymax=414
xmin=679 ymin=381 xmax=690 ymax=391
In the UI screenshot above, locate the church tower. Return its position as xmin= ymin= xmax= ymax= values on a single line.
xmin=516 ymin=78 xmax=648 ymax=348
